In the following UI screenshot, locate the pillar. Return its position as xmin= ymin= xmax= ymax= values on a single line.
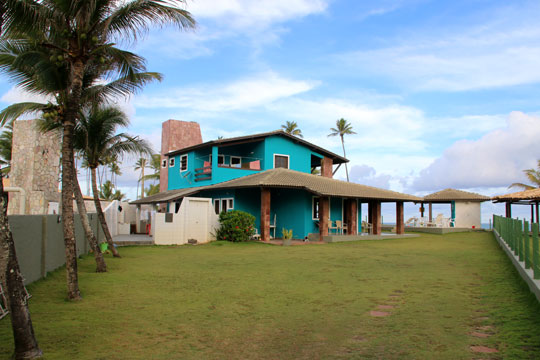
xmin=368 ymin=201 xmax=373 ymax=226
xmin=428 ymin=203 xmax=432 ymax=222
xmin=536 ymin=202 xmax=539 ymax=224
xmin=321 ymin=157 xmax=333 ymax=178
xmin=372 ymin=201 xmax=382 ymax=235
xmin=261 ymin=188 xmax=271 ymax=241
xmin=505 ymin=202 xmax=512 ymax=218
xmin=346 ymin=199 xmax=358 ymax=235
xmin=319 ymin=197 xmax=329 ymax=241
xmin=396 ymin=201 xmax=404 ymax=235
xmin=420 ymin=202 xmax=424 ymax=217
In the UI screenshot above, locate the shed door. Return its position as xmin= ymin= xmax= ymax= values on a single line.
xmin=186 ymin=200 xmax=208 ymax=242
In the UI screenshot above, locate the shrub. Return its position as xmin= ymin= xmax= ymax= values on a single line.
xmin=216 ymin=210 xmax=256 ymax=242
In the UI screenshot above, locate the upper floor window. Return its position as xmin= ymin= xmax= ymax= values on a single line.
xmin=274 ymin=154 xmax=289 ymax=169
xmin=230 ymin=156 xmax=241 ymax=168
xmin=169 ymin=158 xmax=175 ymax=167
xmin=180 ymin=154 xmax=188 ymax=172
xmin=162 ymin=159 xmax=167 ymax=168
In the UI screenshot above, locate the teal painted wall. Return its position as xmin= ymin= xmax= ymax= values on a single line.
xmin=263 ymin=136 xmax=322 ymax=173
xmin=358 ymin=200 xmax=362 ymax=233
xmin=167 ymin=135 xmax=326 ymax=191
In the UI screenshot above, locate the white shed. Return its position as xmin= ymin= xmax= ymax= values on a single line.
xmin=422 ymin=189 xmax=490 ymax=228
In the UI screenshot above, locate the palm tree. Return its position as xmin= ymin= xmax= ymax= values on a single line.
xmin=108 ymin=159 xmax=122 ymax=187
xmin=0 ymin=173 xmax=42 ymax=359
xmin=74 ymin=105 xmax=152 ymax=258
xmin=0 ymin=123 xmax=12 ymax=174
xmin=99 ymin=180 xmax=125 ymax=201
xmin=145 ymin=183 xmax=160 ymax=197
xmin=145 ymin=153 xmax=162 ymax=184
xmin=281 ymin=121 xmax=303 ymax=138
xmin=509 ymin=160 xmax=540 ymax=190
xmin=328 ymin=118 xmax=356 ymax=182
xmin=134 ymin=157 xmax=148 ymax=199
xmin=2 ymin=0 xmax=195 ymax=302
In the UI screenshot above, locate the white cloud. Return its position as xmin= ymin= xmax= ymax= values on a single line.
xmin=336 ymin=8 xmax=540 ymax=91
xmin=135 ymin=72 xmax=318 ymax=112
xmin=349 ymin=164 xmax=392 ymax=189
xmin=187 ymin=0 xmax=328 ymax=29
xmin=410 ymin=111 xmax=540 ymax=191
xmin=1 ymin=87 xmax=53 ymax=107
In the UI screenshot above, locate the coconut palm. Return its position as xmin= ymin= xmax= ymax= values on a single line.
xmin=0 ymin=123 xmax=12 ymax=174
xmin=74 ymin=105 xmax=152 ymax=258
xmin=145 ymin=183 xmax=160 ymax=197
xmin=134 ymin=157 xmax=148 ymax=199
xmin=328 ymin=118 xmax=356 ymax=182
xmin=281 ymin=121 xmax=303 ymax=138
xmin=99 ymin=180 xmax=125 ymax=201
xmin=509 ymin=160 xmax=540 ymax=190
xmin=1 ymin=0 xmax=195 ymax=303
xmin=108 ymin=159 xmax=122 ymax=187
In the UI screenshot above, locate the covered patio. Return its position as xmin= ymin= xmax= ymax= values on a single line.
xmin=492 ymin=188 xmax=540 ymax=224
xmin=410 ymin=188 xmax=490 ymax=229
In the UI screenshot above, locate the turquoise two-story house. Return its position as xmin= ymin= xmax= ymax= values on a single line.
xmin=134 ymin=120 xmax=419 ymax=240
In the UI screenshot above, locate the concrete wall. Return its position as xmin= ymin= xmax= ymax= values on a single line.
xmin=9 ymin=213 xmax=103 ymax=284
xmin=455 ymin=201 xmax=482 ymax=228
xmin=153 ymin=197 xmax=219 ymax=245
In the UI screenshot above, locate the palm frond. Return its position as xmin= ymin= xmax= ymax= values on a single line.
xmin=0 ymin=101 xmax=47 ymax=126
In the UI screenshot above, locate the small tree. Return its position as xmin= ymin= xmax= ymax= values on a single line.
xmin=216 ymin=210 xmax=255 ymax=242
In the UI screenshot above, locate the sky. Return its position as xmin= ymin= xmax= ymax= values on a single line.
xmin=2 ymin=0 xmax=540 ymax=223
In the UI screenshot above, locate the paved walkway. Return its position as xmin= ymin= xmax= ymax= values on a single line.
xmin=113 ymin=234 xmax=154 ymax=246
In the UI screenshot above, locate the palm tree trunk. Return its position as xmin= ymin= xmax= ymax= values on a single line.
xmin=90 ymin=167 xmax=120 ymax=258
xmin=341 ymin=135 xmax=349 ymax=182
xmin=72 ymin=169 xmax=107 ymax=272
xmin=0 ymin=174 xmax=42 ymax=359
xmin=140 ymin=166 xmax=145 ymax=199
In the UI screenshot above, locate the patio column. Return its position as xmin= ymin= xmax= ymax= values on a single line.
xmin=428 ymin=203 xmax=433 ymax=222
xmin=372 ymin=201 xmax=382 ymax=235
xmin=396 ymin=201 xmax=404 ymax=235
xmin=321 ymin=157 xmax=333 ymax=178
xmin=346 ymin=199 xmax=357 ymax=235
xmin=261 ymin=188 xmax=271 ymax=241
xmin=536 ymin=202 xmax=539 ymax=224
xmin=505 ymin=202 xmax=512 ymax=218
xmin=319 ymin=197 xmax=329 ymax=241
xmin=368 ymin=201 xmax=373 ymax=226
xmin=420 ymin=202 xmax=424 ymax=217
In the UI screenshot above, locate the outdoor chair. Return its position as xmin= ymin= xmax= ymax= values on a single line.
xmin=405 ymin=217 xmax=418 ymax=227
xmin=427 ymin=214 xmax=444 ymax=227
xmin=361 ymin=221 xmax=372 ymax=234
xmin=269 ymin=214 xmax=277 ymax=239
xmin=328 ymin=221 xmax=339 ymax=234
xmin=336 ymin=220 xmax=347 ymax=234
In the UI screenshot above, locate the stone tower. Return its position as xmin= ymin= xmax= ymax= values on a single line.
xmin=160 ymin=120 xmax=203 ymax=193
xmin=8 ymin=120 xmax=61 ymax=214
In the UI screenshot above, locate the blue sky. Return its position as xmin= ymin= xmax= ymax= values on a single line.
xmin=2 ymin=0 xmax=540 ymax=222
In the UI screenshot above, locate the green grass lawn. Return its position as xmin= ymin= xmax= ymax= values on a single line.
xmin=2 ymin=232 xmax=540 ymax=359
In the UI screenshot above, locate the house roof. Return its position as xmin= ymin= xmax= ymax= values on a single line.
xmin=130 ymin=168 xmax=421 ymax=205
xmin=165 ymin=130 xmax=348 ymax=164
xmin=492 ymin=188 xmax=540 ymax=202
xmin=422 ymin=188 xmax=491 ymax=202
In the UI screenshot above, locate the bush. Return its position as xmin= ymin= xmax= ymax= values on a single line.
xmin=216 ymin=210 xmax=256 ymax=242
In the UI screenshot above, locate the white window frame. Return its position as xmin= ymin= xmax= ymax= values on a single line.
xmin=214 ymin=197 xmax=234 ymax=213
xmin=218 ymin=154 xmax=226 ymax=165
xmin=230 ymin=156 xmax=241 ymax=168
xmin=179 ymin=154 xmax=188 ymax=172
xmin=312 ymin=196 xmax=331 ymax=221
xmin=169 ymin=158 xmax=175 ymax=167
xmin=273 ymin=154 xmax=290 ymax=169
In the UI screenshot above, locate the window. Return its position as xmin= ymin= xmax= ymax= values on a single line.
xmin=180 ymin=154 xmax=188 ymax=172
xmin=214 ymin=197 xmax=234 ymax=214
xmin=230 ymin=156 xmax=241 ymax=168
xmin=218 ymin=155 xmax=225 ymax=165
xmin=162 ymin=159 xmax=167 ymax=168
xmin=274 ymin=154 xmax=289 ymax=169
xmin=169 ymin=158 xmax=175 ymax=167
xmin=312 ymin=197 xmax=320 ymax=220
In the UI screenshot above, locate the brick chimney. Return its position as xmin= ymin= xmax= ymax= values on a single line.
xmin=160 ymin=120 xmax=203 ymax=193
xmin=320 ymin=157 xmax=333 ymax=178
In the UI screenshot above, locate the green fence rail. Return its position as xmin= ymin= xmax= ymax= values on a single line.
xmin=494 ymin=215 xmax=540 ymax=279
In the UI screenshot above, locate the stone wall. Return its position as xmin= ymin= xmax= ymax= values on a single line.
xmin=8 ymin=120 xmax=61 ymax=214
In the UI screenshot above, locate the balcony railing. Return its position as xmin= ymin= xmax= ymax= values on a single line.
xmin=194 ymin=165 xmax=212 ymax=182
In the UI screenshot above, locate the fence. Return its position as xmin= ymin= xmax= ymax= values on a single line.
xmin=493 ymin=215 xmax=540 ymax=301
xmin=8 ymin=213 xmax=104 ymax=285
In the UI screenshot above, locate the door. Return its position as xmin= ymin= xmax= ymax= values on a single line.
xmin=186 ymin=200 xmax=208 ymax=242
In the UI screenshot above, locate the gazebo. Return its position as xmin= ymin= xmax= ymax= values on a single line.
xmin=492 ymin=188 xmax=540 ymax=224
xmin=420 ymin=188 xmax=491 ymax=228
